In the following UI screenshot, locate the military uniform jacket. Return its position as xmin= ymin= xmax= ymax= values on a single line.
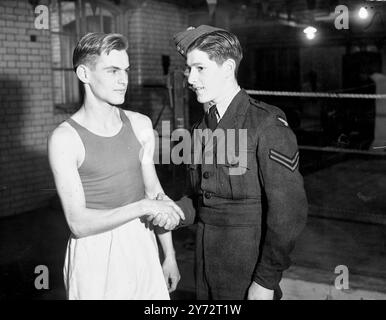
xmin=178 ymin=89 xmax=308 ymax=297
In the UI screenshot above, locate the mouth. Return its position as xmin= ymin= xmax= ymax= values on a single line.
xmin=115 ymin=90 xmax=126 ymax=95
xmin=192 ymin=86 xmax=204 ymax=94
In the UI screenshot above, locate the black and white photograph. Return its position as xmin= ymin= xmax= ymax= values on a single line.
xmin=0 ymin=0 xmax=385 ymax=305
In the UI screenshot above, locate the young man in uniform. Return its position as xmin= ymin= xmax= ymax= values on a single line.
xmin=48 ymin=33 xmax=184 ymax=299
xmin=173 ymin=25 xmax=308 ymax=300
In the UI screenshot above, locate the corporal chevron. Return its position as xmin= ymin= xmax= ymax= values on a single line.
xmin=269 ymin=149 xmax=299 ymax=171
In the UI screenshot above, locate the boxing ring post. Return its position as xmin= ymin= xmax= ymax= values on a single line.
xmin=370 ymin=73 xmax=386 ymax=149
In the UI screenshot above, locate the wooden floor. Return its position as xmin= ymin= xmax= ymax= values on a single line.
xmin=304 ymin=157 xmax=386 ymax=225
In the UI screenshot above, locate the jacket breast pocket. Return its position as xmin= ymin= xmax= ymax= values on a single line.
xmin=218 ymin=150 xmax=253 ymax=200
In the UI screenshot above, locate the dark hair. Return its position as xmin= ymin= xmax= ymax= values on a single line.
xmin=73 ymin=33 xmax=128 ymax=71
xmin=187 ymin=30 xmax=243 ymax=76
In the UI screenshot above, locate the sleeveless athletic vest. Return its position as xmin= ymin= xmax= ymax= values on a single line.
xmin=66 ymin=108 xmax=145 ymax=209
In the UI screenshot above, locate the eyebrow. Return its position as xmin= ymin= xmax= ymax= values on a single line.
xmin=104 ymin=66 xmax=130 ymax=70
xmin=185 ymin=63 xmax=204 ymax=67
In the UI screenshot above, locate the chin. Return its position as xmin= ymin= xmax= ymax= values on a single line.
xmin=196 ymin=95 xmax=210 ymax=104
xmin=110 ymin=98 xmax=125 ymax=105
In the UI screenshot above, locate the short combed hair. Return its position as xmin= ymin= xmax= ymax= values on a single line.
xmin=73 ymin=32 xmax=128 ymax=71
xmin=187 ymin=30 xmax=243 ymax=76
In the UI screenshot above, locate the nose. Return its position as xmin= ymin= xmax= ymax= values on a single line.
xmin=118 ymin=70 xmax=128 ymax=86
xmin=187 ymin=68 xmax=196 ymax=85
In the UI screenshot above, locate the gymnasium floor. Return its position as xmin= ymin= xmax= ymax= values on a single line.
xmin=0 ymin=153 xmax=385 ymax=300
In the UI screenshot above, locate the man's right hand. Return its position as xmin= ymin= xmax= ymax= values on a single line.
xmin=141 ymin=199 xmax=185 ymax=230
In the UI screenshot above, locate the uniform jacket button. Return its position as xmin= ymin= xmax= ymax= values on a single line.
xmin=203 ymin=171 xmax=210 ymax=179
xmin=204 ymin=192 xmax=212 ymax=199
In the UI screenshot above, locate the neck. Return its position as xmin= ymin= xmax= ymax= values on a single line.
xmin=212 ymin=79 xmax=240 ymax=117
xmin=213 ymin=79 xmax=240 ymax=106
xmin=78 ymin=91 xmax=120 ymax=128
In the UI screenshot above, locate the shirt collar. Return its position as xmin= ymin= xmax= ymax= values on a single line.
xmin=208 ymin=86 xmax=241 ymax=120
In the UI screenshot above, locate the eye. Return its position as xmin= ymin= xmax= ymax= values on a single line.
xmin=197 ymin=66 xmax=204 ymax=71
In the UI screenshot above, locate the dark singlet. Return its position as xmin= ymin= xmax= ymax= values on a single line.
xmin=66 ymin=108 xmax=145 ymax=209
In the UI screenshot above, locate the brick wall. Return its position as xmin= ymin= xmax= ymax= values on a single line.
xmin=125 ymin=0 xmax=188 ymax=133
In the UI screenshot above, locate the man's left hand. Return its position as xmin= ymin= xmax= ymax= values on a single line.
xmin=162 ymin=255 xmax=181 ymax=293
xmin=247 ymin=281 xmax=274 ymax=300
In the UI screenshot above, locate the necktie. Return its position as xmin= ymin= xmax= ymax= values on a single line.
xmin=205 ymin=105 xmax=218 ymax=131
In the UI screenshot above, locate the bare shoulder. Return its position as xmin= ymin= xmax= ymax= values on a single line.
xmin=48 ymin=122 xmax=77 ymax=147
xmin=49 ymin=122 xmax=70 ymax=144
xmin=48 ymin=121 xmax=83 ymax=165
xmin=123 ymin=110 xmax=152 ymax=128
xmin=123 ymin=110 xmax=153 ymax=143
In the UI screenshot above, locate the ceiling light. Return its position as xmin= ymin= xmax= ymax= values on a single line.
xmin=303 ymin=26 xmax=317 ymax=40
xmin=358 ymin=7 xmax=369 ymax=19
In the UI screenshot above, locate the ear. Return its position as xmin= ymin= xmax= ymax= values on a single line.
xmin=223 ymin=58 xmax=236 ymax=78
xmin=75 ymin=64 xmax=90 ymax=84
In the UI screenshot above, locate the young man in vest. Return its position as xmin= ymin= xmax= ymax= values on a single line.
xmin=48 ymin=33 xmax=184 ymax=299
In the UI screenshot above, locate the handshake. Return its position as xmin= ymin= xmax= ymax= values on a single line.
xmin=142 ymin=193 xmax=185 ymax=230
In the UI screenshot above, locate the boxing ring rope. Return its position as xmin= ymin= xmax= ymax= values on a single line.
xmin=246 ymin=90 xmax=386 ymax=99
xmin=246 ymin=89 xmax=386 ymax=155
xmin=298 ymin=146 xmax=386 ymax=156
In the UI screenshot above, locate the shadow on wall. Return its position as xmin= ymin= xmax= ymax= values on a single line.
xmin=0 ymin=76 xmax=69 ymax=299
xmin=0 ymin=77 xmax=56 ymax=218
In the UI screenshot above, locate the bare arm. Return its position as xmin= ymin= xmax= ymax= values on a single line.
xmin=133 ymin=113 xmax=182 ymax=291
xmin=134 ymin=112 xmax=185 ymax=229
xmin=47 ymin=124 xmax=181 ymax=239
